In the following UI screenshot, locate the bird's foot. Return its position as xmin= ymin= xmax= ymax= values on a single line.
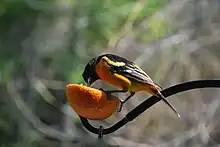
xmin=117 ymin=100 xmax=124 ymax=112
xmin=117 ymin=92 xmax=135 ymax=112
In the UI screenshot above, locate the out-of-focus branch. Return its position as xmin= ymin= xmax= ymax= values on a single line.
xmin=35 ymin=77 xmax=68 ymax=90
xmin=107 ymin=0 xmax=147 ymax=49
xmin=6 ymin=80 xmax=78 ymax=142
xmin=31 ymin=77 xmax=57 ymax=105
xmin=109 ymin=136 xmax=153 ymax=147
xmin=30 ymin=77 xmax=77 ymax=119
xmin=105 ymin=0 xmax=190 ymax=53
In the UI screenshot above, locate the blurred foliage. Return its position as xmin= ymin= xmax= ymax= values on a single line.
xmin=0 ymin=0 xmax=168 ymax=146
xmin=1 ymin=0 xmax=220 ymax=146
xmin=0 ymin=100 xmax=17 ymax=146
xmin=0 ymin=0 xmax=169 ymax=86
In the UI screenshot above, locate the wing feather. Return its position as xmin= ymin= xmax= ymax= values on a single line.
xmin=102 ymin=54 xmax=157 ymax=86
xmin=118 ymin=64 xmax=155 ymax=85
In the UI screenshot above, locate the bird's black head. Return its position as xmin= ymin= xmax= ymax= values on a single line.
xmin=82 ymin=57 xmax=100 ymax=86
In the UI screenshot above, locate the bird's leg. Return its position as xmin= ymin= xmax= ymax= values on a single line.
xmin=99 ymin=88 xmax=135 ymax=112
xmin=122 ymin=92 xmax=135 ymax=104
xmin=98 ymin=125 xmax=104 ymax=139
xmin=117 ymin=92 xmax=135 ymax=112
xmin=99 ymin=88 xmax=127 ymax=96
xmin=99 ymin=88 xmax=127 ymax=109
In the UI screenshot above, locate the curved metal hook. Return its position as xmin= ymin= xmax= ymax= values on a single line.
xmin=79 ymin=80 xmax=220 ymax=136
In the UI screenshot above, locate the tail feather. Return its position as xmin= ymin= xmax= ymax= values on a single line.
xmin=156 ymin=91 xmax=181 ymax=118
xmin=142 ymin=83 xmax=181 ymax=118
xmin=153 ymin=82 xmax=162 ymax=90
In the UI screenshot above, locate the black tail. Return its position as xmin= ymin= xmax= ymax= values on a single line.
xmin=156 ymin=91 xmax=181 ymax=118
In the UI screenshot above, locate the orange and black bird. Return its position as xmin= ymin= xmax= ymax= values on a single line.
xmin=82 ymin=54 xmax=180 ymax=118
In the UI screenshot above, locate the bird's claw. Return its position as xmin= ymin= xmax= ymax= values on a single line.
xmin=117 ymin=100 xmax=124 ymax=112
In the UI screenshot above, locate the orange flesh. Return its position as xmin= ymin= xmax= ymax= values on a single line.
xmin=66 ymin=84 xmax=120 ymax=120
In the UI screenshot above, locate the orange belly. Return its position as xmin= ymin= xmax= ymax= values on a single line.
xmin=96 ymin=61 xmax=131 ymax=90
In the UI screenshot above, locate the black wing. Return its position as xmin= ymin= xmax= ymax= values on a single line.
xmin=103 ymin=54 xmax=156 ymax=86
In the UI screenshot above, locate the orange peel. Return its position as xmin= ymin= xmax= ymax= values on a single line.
xmin=66 ymin=84 xmax=120 ymax=120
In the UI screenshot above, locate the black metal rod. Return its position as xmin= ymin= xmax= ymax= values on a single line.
xmin=79 ymin=80 xmax=220 ymax=135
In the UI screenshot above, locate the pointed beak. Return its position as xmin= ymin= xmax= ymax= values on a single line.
xmin=87 ymin=78 xmax=91 ymax=86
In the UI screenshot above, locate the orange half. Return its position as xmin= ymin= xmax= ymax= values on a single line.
xmin=66 ymin=84 xmax=120 ymax=120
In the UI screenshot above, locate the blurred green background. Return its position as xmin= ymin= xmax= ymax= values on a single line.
xmin=1 ymin=0 xmax=220 ymax=146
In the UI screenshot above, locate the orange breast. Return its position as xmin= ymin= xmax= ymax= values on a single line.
xmin=96 ymin=60 xmax=131 ymax=90
xmin=66 ymin=84 xmax=120 ymax=120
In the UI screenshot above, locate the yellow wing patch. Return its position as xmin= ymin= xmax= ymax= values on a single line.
xmin=102 ymin=56 xmax=126 ymax=67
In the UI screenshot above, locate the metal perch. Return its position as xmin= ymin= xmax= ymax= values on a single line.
xmin=79 ymin=80 xmax=220 ymax=137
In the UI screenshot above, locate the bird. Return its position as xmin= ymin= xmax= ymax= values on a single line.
xmin=66 ymin=84 xmax=120 ymax=139
xmin=82 ymin=53 xmax=180 ymax=118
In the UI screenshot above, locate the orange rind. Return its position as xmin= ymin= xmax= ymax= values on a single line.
xmin=66 ymin=84 xmax=120 ymax=120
